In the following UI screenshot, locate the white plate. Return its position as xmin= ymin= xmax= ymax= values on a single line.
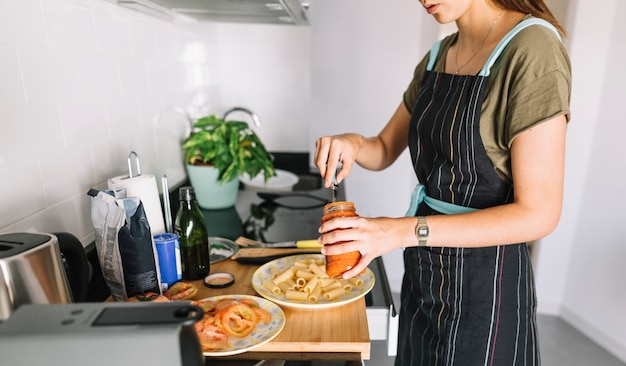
xmin=252 ymin=254 xmax=375 ymax=309
xmin=198 ymin=294 xmax=285 ymax=357
xmin=240 ymin=169 xmax=299 ymax=192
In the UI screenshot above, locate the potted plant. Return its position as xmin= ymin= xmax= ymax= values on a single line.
xmin=182 ymin=114 xmax=275 ymax=209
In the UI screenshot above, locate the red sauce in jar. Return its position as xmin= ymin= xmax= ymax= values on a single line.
xmin=321 ymin=201 xmax=361 ymax=278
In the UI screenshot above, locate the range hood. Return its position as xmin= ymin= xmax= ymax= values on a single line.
xmin=115 ymin=0 xmax=309 ymax=25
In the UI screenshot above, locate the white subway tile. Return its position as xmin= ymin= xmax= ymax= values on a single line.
xmin=0 ymin=103 xmax=64 ymax=162
xmin=0 ymin=45 xmax=26 ymax=105
xmin=43 ymin=1 xmax=96 ymax=52
xmin=129 ymin=20 xmax=159 ymax=59
xmin=74 ymin=192 xmax=95 ymax=242
xmin=58 ymin=97 xmax=108 ymax=148
xmin=0 ymin=0 xmax=47 ymax=47
xmin=92 ymin=7 xmax=131 ymax=55
xmin=0 ymin=158 xmax=45 ymax=228
xmin=117 ymin=56 xmax=149 ymax=96
xmin=35 ymin=198 xmax=81 ymax=235
xmin=39 ymin=147 xmax=94 ymax=206
xmin=76 ymin=51 xmax=121 ymax=97
xmin=137 ymin=92 xmax=165 ymax=127
xmin=19 ymin=46 xmax=83 ymax=102
xmin=106 ymin=94 xmax=141 ymax=138
xmin=91 ymin=138 xmax=131 ymax=185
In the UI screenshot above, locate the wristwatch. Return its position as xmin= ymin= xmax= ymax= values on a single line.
xmin=415 ymin=216 xmax=429 ymax=247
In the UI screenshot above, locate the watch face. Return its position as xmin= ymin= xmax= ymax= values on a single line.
xmin=418 ymin=226 xmax=429 ymax=237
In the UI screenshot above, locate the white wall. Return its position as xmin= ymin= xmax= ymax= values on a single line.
xmin=182 ymin=22 xmax=311 ymax=152
xmin=0 ymin=0 xmax=310 ymax=244
xmin=309 ymin=0 xmax=435 ymax=289
xmin=0 ymin=0 xmax=206 ymax=242
xmin=545 ymin=0 xmax=626 ymax=361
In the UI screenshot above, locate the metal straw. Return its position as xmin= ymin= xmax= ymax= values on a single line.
xmin=162 ymin=175 xmax=172 ymax=233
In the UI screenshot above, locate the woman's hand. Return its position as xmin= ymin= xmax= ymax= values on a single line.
xmin=318 ymin=215 xmax=416 ymax=278
xmin=314 ymin=133 xmax=363 ymax=188
xmin=314 ymin=102 xmax=412 ymax=188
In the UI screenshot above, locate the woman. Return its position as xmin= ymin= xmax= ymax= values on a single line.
xmin=314 ymin=0 xmax=571 ymax=365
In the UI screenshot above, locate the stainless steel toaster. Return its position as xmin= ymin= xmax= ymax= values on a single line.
xmin=0 ymin=232 xmax=73 ymax=321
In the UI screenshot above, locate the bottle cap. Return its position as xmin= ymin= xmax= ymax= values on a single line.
xmin=179 ymin=186 xmax=195 ymax=201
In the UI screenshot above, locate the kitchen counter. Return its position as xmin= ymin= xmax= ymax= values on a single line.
xmin=193 ymin=256 xmax=371 ymax=364
xmin=184 ymin=170 xmax=371 ymax=363
xmin=91 ymin=153 xmax=395 ymax=362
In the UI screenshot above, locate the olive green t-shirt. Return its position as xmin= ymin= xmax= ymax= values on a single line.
xmin=403 ymin=17 xmax=572 ymax=184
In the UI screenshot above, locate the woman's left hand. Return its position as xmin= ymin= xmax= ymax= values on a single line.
xmin=318 ymin=215 xmax=412 ymax=278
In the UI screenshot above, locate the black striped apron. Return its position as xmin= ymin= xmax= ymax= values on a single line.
xmin=396 ymin=19 xmax=560 ymax=366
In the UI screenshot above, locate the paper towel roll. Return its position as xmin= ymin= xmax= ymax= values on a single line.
xmin=108 ymin=174 xmax=166 ymax=235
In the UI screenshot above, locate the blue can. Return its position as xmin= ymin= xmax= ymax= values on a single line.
xmin=153 ymin=233 xmax=182 ymax=289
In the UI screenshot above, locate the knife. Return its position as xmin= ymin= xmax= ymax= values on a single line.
xmin=232 ymin=247 xmax=322 ymax=265
xmin=235 ymin=236 xmax=321 ymax=249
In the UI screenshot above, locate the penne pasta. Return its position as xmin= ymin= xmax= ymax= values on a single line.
xmin=296 ymin=270 xmax=316 ymax=280
xmin=348 ymin=277 xmax=363 ymax=287
xmin=318 ymin=278 xmax=336 ymax=288
xmin=322 ymin=279 xmax=342 ymax=291
xmin=263 ymin=279 xmax=282 ymax=295
xmin=309 ymin=263 xmax=328 ymax=279
xmin=262 ymin=256 xmax=366 ymax=303
xmin=323 ymin=287 xmax=346 ymax=301
xmin=286 ymin=289 xmax=309 ymax=301
xmin=303 ymin=276 xmax=319 ymax=293
xmin=273 ymin=268 xmax=295 ymax=285
xmin=277 ymin=281 xmax=291 ymax=294
xmin=340 ymin=279 xmax=353 ymax=292
xmin=308 ymin=284 xmax=322 ymax=303
xmin=295 ymin=277 xmax=307 ymax=287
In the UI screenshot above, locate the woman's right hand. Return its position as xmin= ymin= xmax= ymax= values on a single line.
xmin=314 ymin=133 xmax=363 ymax=188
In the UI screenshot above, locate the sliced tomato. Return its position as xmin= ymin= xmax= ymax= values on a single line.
xmin=127 ymin=292 xmax=169 ymax=302
xmin=252 ymin=307 xmax=271 ymax=324
xmin=237 ymin=298 xmax=260 ymax=308
xmin=191 ymin=300 xmax=216 ymax=314
xmin=164 ymin=281 xmax=198 ymax=300
xmin=220 ymin=304 xmax=257 ymax=338
xmin=214 ymin=298 xmax=241 ymax=312
xmin=197 ymin=323 xmax=229 ymax=351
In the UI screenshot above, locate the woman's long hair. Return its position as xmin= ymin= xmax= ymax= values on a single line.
xmin=495 ymin=0 xmax=567 ymax=36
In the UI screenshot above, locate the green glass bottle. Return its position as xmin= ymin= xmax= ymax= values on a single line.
xmin=174 ymin=186 xmax=210 ymax=280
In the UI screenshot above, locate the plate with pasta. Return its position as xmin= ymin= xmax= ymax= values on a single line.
xmin=251 ymin=254 xmax=375 ymax=309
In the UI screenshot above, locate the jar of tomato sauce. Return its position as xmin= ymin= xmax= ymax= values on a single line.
xmin=321 ymin=201 xmax=361 ymax=278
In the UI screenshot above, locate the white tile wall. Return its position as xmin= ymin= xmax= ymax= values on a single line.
xmin=0 ymin=0 xmax=221 ymax=244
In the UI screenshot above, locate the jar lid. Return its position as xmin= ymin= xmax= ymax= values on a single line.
xmin=323 ymin=201 xmax=355 ymax=213
xmin=204 ymin=272 xmax=235 ymax=289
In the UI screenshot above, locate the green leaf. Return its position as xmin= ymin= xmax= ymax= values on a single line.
xmin=181 ymin=114 xmax=275 ymax=184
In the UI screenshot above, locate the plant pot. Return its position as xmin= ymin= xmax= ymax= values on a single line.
xmin=186 ymin=164 xmax=239 ymax=209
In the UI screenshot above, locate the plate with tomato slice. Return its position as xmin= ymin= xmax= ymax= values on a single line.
xmin=192 ymin=294 xmax=285 ymax=357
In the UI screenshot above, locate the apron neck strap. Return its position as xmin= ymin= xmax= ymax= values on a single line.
xmin=426 ymin=17 xmax=561 ymax=75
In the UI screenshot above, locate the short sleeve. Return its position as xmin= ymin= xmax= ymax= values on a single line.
xmin=497 ymin=25 xmax=572 ymax=146
xmin=481 ymin=22 xmax=572 ymax=182
xmin=403 ymin=55 xmax=430 ymax=113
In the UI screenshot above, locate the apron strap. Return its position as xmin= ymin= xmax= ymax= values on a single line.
xmin=426 ymin=41 xmax=442 ymax=71
xmin=426 ymin=17 xmax=560 ymax=75
xmin=405 ymin=184 xmax=478 ymax=216
xmin=479 ymin=18 xmax=561 ymax=76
